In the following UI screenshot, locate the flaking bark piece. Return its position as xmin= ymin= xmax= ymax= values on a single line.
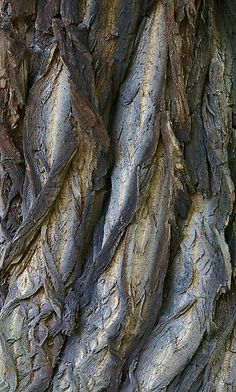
xmin=52 ymin=19 xmax=110 ymax=153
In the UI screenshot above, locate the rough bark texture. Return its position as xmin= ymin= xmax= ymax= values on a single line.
xmin=0 ymin=0 xmax=235 ymax=391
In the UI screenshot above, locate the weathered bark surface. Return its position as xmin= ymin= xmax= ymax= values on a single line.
xmin=0 ymin=0 xmax=235 ymax=391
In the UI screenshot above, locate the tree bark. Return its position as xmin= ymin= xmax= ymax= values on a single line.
xmin=0 ymin=0 xmax=235 ymax=391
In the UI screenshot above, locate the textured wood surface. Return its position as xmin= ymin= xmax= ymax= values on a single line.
xmin=0 ymin=0 xmax=235 ymax=391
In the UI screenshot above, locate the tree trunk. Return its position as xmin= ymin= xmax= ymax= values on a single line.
xmin=0 ymin=0 xmax=235 ymax=391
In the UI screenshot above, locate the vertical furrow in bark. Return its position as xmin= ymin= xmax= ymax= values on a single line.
xmin=82 ymin=0 xmax=146 ymax=124
xmin=127 ymin=192 xmax=232 ymax=391
xmin=123 ymin=3 xmax=235 ymax=390
xmin=184 ymin=0 xmax=214 ymax=195
xmin=211 ymin=324 xmax=236 ymax=392
xmin=165 ymin=286 xmax=236 ymax=392
xmin=52 ymin=2 xmax=168 ymax=390
xmin=0 ymin=20 xmax=29 ymax=273
xmin=0 ymin=12 xmax=109 ymax=392
xmin=77 ymin=0 xmax=168 ymax=310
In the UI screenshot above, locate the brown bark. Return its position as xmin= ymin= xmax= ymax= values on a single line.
xmin=0 ymin=0 xmax=235 ymax=391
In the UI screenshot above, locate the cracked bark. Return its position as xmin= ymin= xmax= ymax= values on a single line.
xmin=0 ymin=0 xmax=235 ymax=391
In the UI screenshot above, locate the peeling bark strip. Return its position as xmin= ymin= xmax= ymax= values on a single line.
xmin=0 ymin=0 xmax=235 ymax=391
